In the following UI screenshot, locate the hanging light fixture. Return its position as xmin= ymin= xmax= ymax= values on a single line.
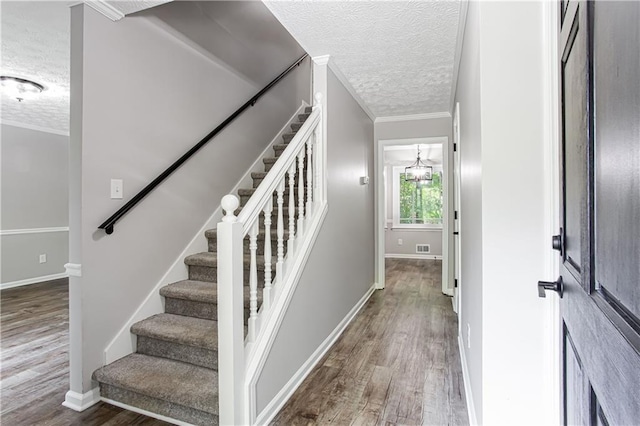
xmin=404 ymin=146 xmax=433 ymax=182
xmin=1 ymin=76 xmax=45 ymax=102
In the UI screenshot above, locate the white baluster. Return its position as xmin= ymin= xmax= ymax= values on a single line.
xmin=314 ymin=126 xmax=322 ymax=207
xmin=276 ymin=179 xmax=285 ymax=286
xmin=306 ymin=134 xmax=313 ymax=215
xmin=288 ymin=163 xmax=296 ymax=254
xmin=248 ymin=221 xmax=259 ymax=342
xmin=297 ymin=148 xmax=305 ymax=234
xmin=263 ymin=198 xmax=273 ymax=310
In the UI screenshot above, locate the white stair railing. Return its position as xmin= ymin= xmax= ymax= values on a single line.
xmin=217 ymin=93 xmax=325 ymax=425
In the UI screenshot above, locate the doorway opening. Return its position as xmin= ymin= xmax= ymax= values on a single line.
xmin=375 ymin=137 xmax=450 ymax=293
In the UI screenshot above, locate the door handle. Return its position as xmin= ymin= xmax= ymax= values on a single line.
xmin=538 ymin=276 xmax=564 ymax=298
xmin=552 ymin=228 xmax=564 ymax=257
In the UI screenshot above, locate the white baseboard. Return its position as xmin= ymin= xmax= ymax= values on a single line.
xmin=458 ymin=335 xmax=478 ymax=426
xmin=62 ymin=388 xmax=101 ymax=412
xmin=103 ymin=103 xmax=309 ymax=365
xmin=101 ymin=397 xmax=194 ymax=426
xmin=385 ymin=253 xmax=443 ymax=260
xmin=1 ymin=272 xmax=69 ymax=290
xmin=255 ymin=283 xmax=377 ymax=425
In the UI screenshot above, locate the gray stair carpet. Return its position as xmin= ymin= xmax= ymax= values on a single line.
xmin=92 ymin=107 xmax=312 ymax=425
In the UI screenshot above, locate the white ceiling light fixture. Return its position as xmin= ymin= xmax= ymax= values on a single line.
xmin=1 ymin=75 xmax=45 ymax=102
xmin=405 ymin=146 xmax=433 ymax=183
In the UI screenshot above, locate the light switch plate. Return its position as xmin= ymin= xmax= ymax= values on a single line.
xmin=111 ymin=179 xmax=123 ymax=199
xmin=39 ymin=254 xmax=47 ymax=263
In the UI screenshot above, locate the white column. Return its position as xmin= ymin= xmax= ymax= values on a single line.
xmin=217 ymin=195 xmax=245 ymax=425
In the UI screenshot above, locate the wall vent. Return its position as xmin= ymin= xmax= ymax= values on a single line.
xmin=416 ymin=244 xmax=430 ymax=254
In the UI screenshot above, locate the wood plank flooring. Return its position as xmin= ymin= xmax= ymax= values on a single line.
xmin=0 ymin=278 xmax=169 ymax=425
xmin=1 ymin=260 xmax=467 ymax=425
xmin=271 ymin=259 xmax=469 ymax=426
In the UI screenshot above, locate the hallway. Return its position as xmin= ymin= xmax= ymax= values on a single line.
xmin=272 ymin=259 xmax=468 ymax=425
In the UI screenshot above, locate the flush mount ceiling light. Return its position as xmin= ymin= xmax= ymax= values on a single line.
xmin=1 ymin=76 xmax=45 ymax=102
xmin=404 ymin=146 xmax=433 ymax=182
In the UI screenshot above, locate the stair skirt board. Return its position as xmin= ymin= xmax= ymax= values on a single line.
xmin=100 ymin=396 xmax=201 ymax=426
xmin=103 ymin=101 xmax=309 ymax=365
xmin=255 ymin=283 xmax=376 ymax=425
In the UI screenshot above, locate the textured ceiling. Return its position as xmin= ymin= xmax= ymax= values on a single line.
xmin=264 ymin=0 xmax=461 ymax=117
xmin=104 ymin=0 xmax=172 ymax=16
xmin=1 ymin=1 xmax=70 ymax=132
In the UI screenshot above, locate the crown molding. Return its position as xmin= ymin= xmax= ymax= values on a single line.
xmin=0 ymin=120 xmax=69 ymax=136
xmin=375 ymin=111 xmax=452 ymax=124
xmin=84 ymin=1 xmax=125 ymax=21
xmin=449 ymin=0 xmax=469 ymax=114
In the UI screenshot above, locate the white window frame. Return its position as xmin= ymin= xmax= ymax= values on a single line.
xmin=392 ymin=165 xmax=444 ymax=230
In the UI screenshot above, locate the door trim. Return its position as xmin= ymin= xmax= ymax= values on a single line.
xmin=543 ymin=1 xmax=562 ymax=423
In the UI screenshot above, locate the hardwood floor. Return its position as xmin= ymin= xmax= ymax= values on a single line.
xmin=0 ymin=278 xmax=169 ymax=425
xmin=271 ymin=259 xmax=469 ymax=426
xmin=1 ymin=260 xmax=467 ymax=425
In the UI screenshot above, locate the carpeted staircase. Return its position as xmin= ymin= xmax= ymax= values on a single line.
xmin=92 ymin=107 xmax=312 ymax=425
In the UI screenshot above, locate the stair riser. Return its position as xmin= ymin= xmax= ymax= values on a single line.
xmin=165 ymin=297 xmax=253 ymax=322
xmin=99 ymin=384 xmax=218 ymax=426
xmin=165 ymin=298 xmax=216 ymax=321
xmin=189 ymin=265 xmax=269 ymax=285
xmin=137 ymin=336 xmax=217 ymax=370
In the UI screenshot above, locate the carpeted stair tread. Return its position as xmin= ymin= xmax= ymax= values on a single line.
xmin=185 ymin=251 xmax=275 ymax=268
xmin=298 ymin=113 xmax=310 ymax=121
xmin=131 ymin=313 xmax=217 ymax=350
xmin=282 ymin=133 xmax=296 ymax=143
xmin=160 ymin=279 xmax=262 ymax=308
xmin=92 ymin=353 xmax=218 ymax=415
xmin=160 ymin=280 xmax=215 ymax=303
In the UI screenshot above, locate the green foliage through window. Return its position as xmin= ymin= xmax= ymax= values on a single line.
xmin=399 ymin=172 xmax=443 ymax=225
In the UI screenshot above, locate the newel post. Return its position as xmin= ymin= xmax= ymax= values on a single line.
xmin=217 ymin=195 xmax=245 ymax=425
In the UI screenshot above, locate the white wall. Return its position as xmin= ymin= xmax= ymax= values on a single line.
xmin=256 ymin=68 xmax=374 ymax=413
xmin=455 ymin=2 xmax=552 ymax=424
xmin=0 ymin=124 xmax=69 ymax=286
xmin=478 ymin=3 xmax=548 ymax=424
xmin=454 ymin=1 xmax=484 ymax=421
xmin=70 ymin=3 xmax=310 ymax=392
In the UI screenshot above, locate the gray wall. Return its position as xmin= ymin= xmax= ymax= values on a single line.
xmin=454 ymin=0 xmax=484 ymax=419
xmin=256 ymin=69 xmax=375 ymax=412
xmin=1 ymin=124 xmax=69 ymax=285
xmin=70 ymin=3 xmax=310 ymax=391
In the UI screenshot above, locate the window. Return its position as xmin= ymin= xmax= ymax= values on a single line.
xmin=392 ymin=166 xmax=443 ymax=228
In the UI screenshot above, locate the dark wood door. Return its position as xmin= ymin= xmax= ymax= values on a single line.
xmin=554 ymin=1 xmax=640 ymax=424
